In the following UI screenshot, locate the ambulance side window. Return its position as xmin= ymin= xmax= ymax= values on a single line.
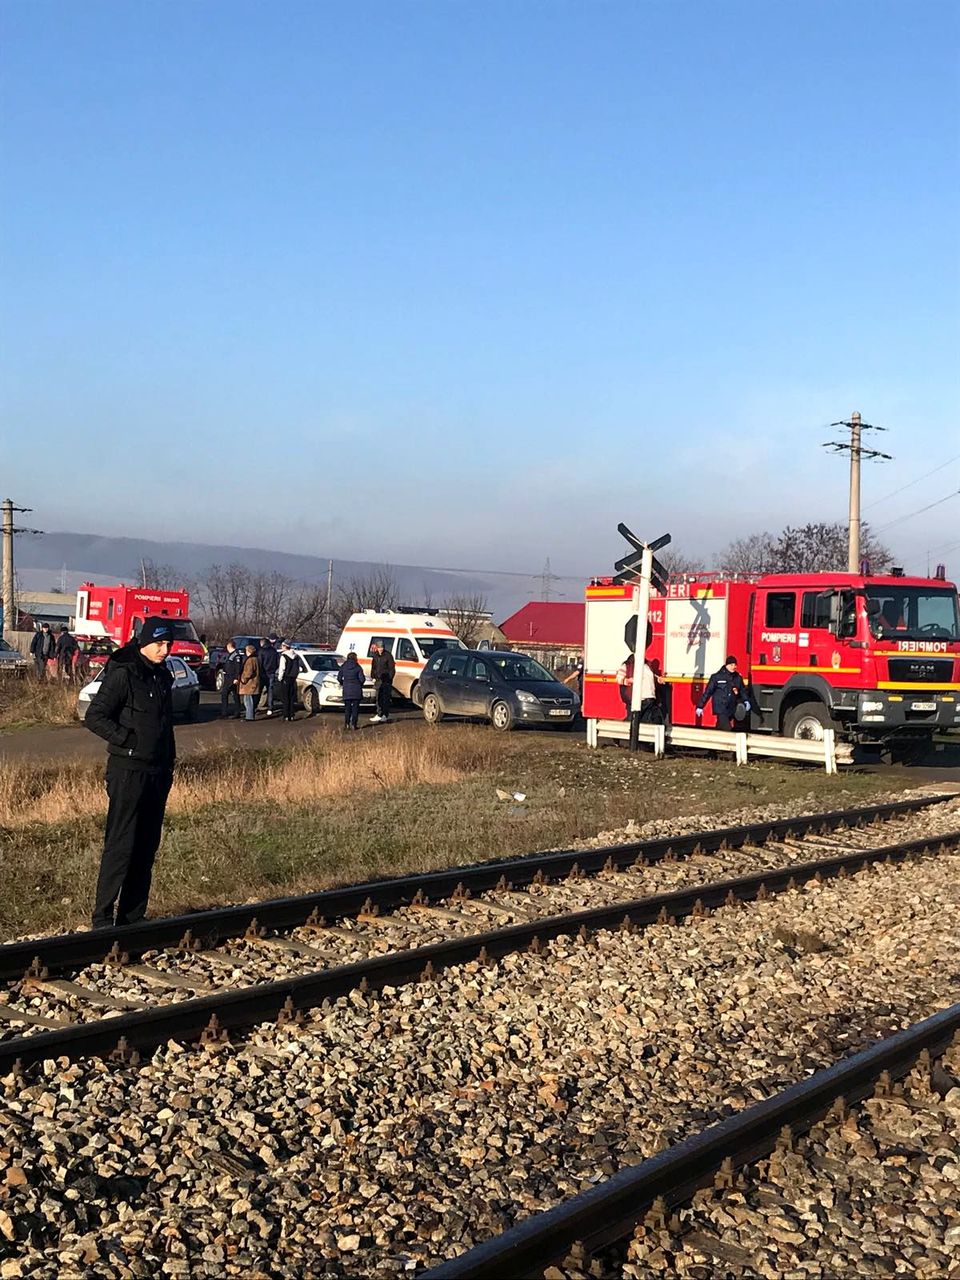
xmin=396 ymin=639 xmax=417 ymax=661
xmin=367 ymin=636 xmax=395 ymax=655
xmin=765 ymin=593 xmax=796 ymax=628
xmin=800 ymin=592 xmax=832 ymax=629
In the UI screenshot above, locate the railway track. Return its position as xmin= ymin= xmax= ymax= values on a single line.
xmin=425 ymin=1001 xmax=960 ymax=1279
xmin=0 ymin=793 xmax=957 ymax=1073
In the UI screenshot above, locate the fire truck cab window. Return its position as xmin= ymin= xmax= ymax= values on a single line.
xmin=800 ymin=592 xmax=833 ymax=630
xmin=764 ymin=593 xmax=796 ymax=628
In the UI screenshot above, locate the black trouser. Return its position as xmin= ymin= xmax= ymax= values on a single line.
xmin=33 ymin=655 xmax=46 ymax=678
xmin=280 ymin=680 xmax=297 ymax=720
xmin=376 ymin=681 xmax=393 ymax=718
xmin=344 ymin=698 xmax=360 ymax=728
xmin=92 ymin=765 xmax=173 ymax=929
xmin=220 ymin=683 xmax=240 ymax=718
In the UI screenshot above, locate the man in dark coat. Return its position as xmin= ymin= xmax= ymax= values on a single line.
xmin=219 ymin=639 xmax=243 ymax=719
xmin=85 ymin=617 xmax=176 ymax=929
xmin=55 ymin=625 xmax=79 ymax=682
xmin=258 ymin=637 xmax=279 ymax=716
xmin=695 ymin=655 xmax=747 ymax=730
xmin=30 ymin=622 xmax=55 ymax=677
xmin=369 ymin=642 xmax=396 ymax=724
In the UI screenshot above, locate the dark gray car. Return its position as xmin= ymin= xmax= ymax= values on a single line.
xmin=419 ymin=649 xmax=580 ymax=731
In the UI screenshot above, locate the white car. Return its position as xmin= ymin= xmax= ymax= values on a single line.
xmin=77 ymin=655 xmax=201 ymax=721
xmin=294 ymin=649 xmax=377 ymax=714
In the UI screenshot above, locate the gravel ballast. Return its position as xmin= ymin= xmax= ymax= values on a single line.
xmin=2 ymin=808 xmax=960 ymax=1275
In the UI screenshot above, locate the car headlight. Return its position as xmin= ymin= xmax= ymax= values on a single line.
xmin=861 ymin=700 xmax=884 ymax=712
xmin=516 ymin=690 xmax=540 ymax=705
xmin=321 ymin=674 xmax=339 ymax=685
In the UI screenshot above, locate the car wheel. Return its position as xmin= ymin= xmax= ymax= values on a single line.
xmin=307 ymin=686 xmax=320 ymax=716
xmin=186 ymin=692 xmax=200 ymax=722
xmin=490 ymin=700 xmax=514 ymax=732
xmin=409 ymin=680 xmax=422 ymax=707
xmin=215 ymin=669 xmax=225 ymax=692
xmin=422 ymin=693 xmax=443 ymax=724
xmin=782 ymin=702 xmax=834 ymax=741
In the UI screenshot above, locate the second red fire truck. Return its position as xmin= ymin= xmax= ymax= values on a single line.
xmin=74 ymin=583 xmax=205 ymax=668
xmin=584 ymin=569 xmax=960 ymax=757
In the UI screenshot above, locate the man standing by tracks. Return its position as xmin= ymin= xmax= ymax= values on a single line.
xmin=369 ymin=641 xmax=395 ymax=724
xmin=85 ymin=617 xmax=176 ymax=930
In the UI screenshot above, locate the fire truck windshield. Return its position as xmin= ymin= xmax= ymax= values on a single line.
xmin=168 ymin=620 xmax=200 ymax=644
xmin=865 ymin=587 xmax=960 ymax=642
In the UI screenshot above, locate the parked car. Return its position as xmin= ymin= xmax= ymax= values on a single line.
xmin=418 ymin=649 xmax=580 ymax=731
xmin=199 ymin=644 xmax=227 ymax=690
xmin=75 ymin=637 xmax=118 ymax=680
xmin=0 ymin=638 xmax=29 ymax=677
xmin=77 ymin=655 xmax=201 ymax=721
xmin=294 ymin=649 xmax=377 ymax=714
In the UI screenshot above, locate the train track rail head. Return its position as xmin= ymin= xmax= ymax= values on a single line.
xmin=423 ymin=999 xmax=960 ymax=1280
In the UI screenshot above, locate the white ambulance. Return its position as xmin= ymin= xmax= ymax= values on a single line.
xmin=336 ymin=610 xmax=467 ymax=704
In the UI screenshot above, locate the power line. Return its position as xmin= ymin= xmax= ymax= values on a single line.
xmin=873 ymin=489 xmax=960 ymax=534
xmin=863 ymin=453 xmax=960 ymax=510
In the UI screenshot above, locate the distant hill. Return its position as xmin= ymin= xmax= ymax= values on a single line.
xmin=14 ymin=531 xmax=586 ymax=623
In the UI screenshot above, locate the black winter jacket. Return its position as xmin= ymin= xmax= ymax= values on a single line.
xmin=55 ymin=632 xmax=78 ymax=660
xmin=697 ymin=666 xmax=745 ymax=719
xmin=85 ymin=641 xmax=175 ymax=773
xmin=222 ymin=649 xmax=244 ymax=686
xmin=371 ymin=651 xmax=396 ymax=684
xmin=31 ymin=630 xmax=55 ymax=659
xmin=258 ymin=644 xmax=279 ymax=678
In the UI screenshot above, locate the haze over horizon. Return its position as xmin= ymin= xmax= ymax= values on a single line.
xmin=3 ymin=1 xmax=958 ymax=577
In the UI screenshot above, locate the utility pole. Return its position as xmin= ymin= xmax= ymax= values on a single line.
xmin=324 ymin=559 xmax=334 ymax=644
xmin=540 ymin=557 xmax=560 ymax=602
xmin=1 ymin=500 xmax=14 ymax=640
xmin=823 ymin=413 xmax=892 ymax=571
xmin=1 ymin=499 xmax=43 ymax=641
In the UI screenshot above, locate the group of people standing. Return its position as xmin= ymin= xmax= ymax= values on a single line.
xmin=617 ymin=652 xmax=759 ymax=730
xmin=30 ymin=621 xmax=80 ymax=681
xmin=218 ymin=636 xmax=300 ymax=722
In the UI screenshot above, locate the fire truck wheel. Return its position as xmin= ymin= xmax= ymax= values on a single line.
xmin=422 ymin=693 xmax=444 ymax=724
xmin=490 ymin=701 xmax=515 ymax=732
xmin=782 ymin=701 xmax=834 ymax=741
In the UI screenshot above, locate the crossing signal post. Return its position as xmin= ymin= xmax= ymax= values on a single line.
xmin=614 ymin=525 xmax=671 ymax=751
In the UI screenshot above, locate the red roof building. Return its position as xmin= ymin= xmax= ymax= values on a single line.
xmin=498 ymin=601 xmax=585 ymax=669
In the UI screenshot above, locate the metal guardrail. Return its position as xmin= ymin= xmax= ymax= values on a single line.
xmin=587 ymin=718 xmax=852 ymax=773
xmin=426 ymin=1000 xmax=960 ymax=1278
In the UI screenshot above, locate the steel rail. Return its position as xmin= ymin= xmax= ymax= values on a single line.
xmin=425 ymin=1000 xmax=960 ymax=1278
xmin=0 ymin=794 xmax=946 ymax=983
xmin=2 ymin=824 xmax=957 ymax=1074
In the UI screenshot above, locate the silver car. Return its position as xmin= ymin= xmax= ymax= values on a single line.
xmin=0 ymin=639 xmax=30 ymax=677
xmin=77 ymin=655 xmax=201 ymax=721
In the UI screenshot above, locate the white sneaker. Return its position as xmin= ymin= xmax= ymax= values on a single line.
xmin=369 ymin=715 xmax=383 ymax=724
xmin=266 ymin=710 xmax=273 ymax=717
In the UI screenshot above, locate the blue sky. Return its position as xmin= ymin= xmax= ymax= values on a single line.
xmin=2 ymin=0 xmax=958 ymax=578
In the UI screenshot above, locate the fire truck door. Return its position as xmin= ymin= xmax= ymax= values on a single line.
xmin=756 ymin=589 xmax=799 ymax=678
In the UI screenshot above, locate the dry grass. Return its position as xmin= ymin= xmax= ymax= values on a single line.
xmin=0 ymin=722 xmax=899 ymax=938
xmin=0 ymin=676 xmax=78 ymax=732
xmin=0 ymin=728 xmax=499 ymax=828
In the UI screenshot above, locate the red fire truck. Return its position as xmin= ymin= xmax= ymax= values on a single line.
xmin=584 ymin=570 xmax=960 ymax=756
xmin=74 ymin=583 xmax=205 ymax=668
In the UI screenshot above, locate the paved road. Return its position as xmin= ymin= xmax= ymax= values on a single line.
xmin=3 ymin=695 xmax=960 ymax=785
xmin=0 ymin=692 xmax=424 ymax=763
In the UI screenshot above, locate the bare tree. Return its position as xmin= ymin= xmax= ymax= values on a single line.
xmin=658 ymin=548 xmax=706 ymax=579
xmin=330 ymin=567 xmax=400 ymax=633
xmin=138 ymin=558 xmax=190 ymax=591
xmin=441 ymin=592 xmax=490 ymax=648
xmin=718 ymin=532 xmax=778 ymax=576
xmin=771 ymin=522 xmax=892 ymax=574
